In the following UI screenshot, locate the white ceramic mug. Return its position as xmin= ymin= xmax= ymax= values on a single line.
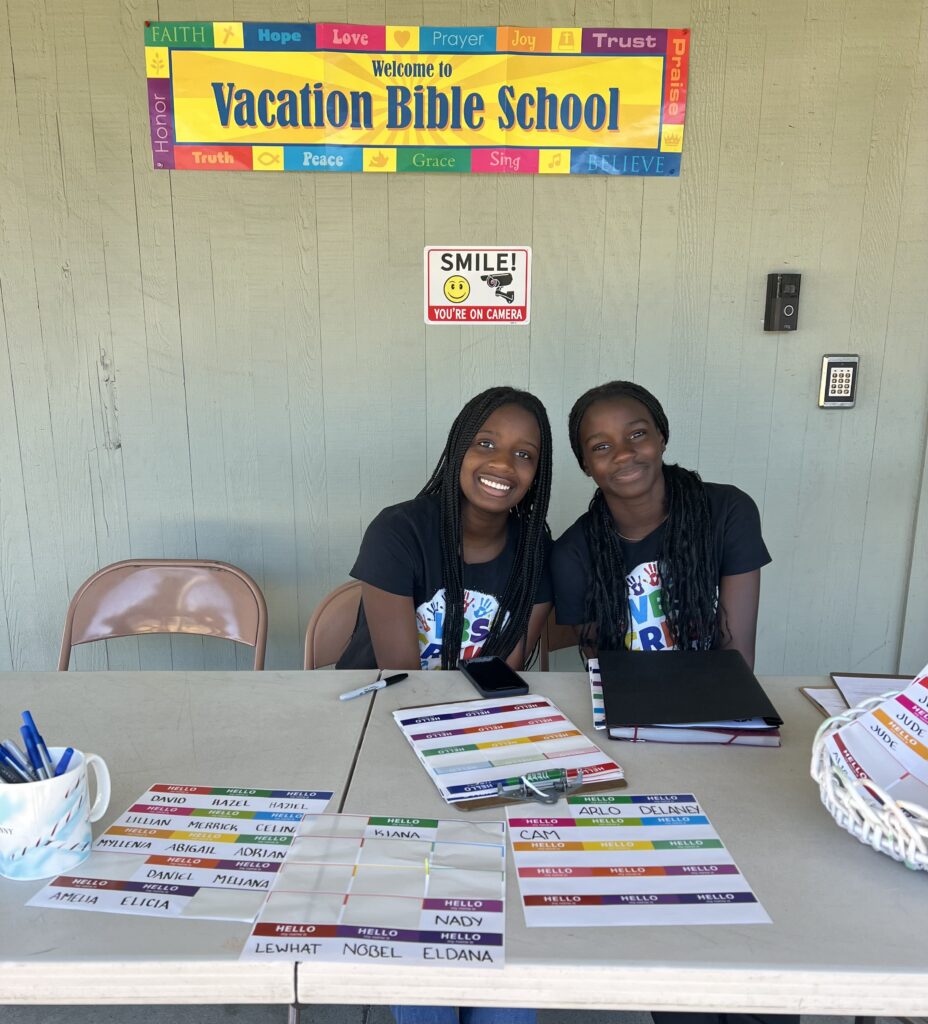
xmin=0 ymin=747 xmax=111 ymax=880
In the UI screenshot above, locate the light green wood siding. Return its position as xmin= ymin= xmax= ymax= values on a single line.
xmin=1 ymin=0 xmax=926 ymax=673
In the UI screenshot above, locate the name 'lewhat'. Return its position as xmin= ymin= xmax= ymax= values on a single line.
xmin=210 ymin=82 xmax=621 ymax=132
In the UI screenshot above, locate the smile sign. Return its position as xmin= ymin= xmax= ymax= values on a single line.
xmin=425 ymin=247 xmax=531 ymax=325
xmin=145 ymin=22 xmax=689 ymax=176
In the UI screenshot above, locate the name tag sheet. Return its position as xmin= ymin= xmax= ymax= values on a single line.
xmin=508 ymin=793 xmax=770 ymax=927
xmin=394 ymin=694 xmax=623 ymax=804
xmin=241 ymin=813 xmax=506 ymax=966
xmin=823 ymin=673 xmax=928 ymax=806
xmin=28 ymin=784 xmax=334 ymax=921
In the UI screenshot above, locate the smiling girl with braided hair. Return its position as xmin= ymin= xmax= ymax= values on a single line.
xmin=337 ymin=386 xmax=553 ymax=673
xmin=552 ymin=381 xmax=770 ymax=667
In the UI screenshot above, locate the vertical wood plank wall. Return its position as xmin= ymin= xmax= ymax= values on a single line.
xmin=0 ymin=0 xmax=926 ymax=674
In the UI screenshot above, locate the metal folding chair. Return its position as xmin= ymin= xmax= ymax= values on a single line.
xmin=58 ymin=559 xmax=268 ymax=670
xmin=538 ymin=608 xmax=578 ymax=670
xmin=303 ymin=581 xmax=361 ymax=669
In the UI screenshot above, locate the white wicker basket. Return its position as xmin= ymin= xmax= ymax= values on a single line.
xmin=810 ymin=692 xmax=928 ymax=871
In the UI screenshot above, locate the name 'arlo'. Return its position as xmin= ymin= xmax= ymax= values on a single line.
xmin=210 ymin=83 xmax=620 ymax=133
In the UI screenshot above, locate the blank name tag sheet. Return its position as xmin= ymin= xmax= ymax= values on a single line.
xmin=241 ymin=812 xmax=507 ymax=966
xmin=27 ymin=784 xmax=333 ymax=921
xmin=507 ymin=793 xmax=771 ymax=927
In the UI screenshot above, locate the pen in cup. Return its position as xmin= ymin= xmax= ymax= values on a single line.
xmin=1 ymin=740 xmax=34 ymax=778
xmin=2 ymin=712 xmax=77 ymax=782
xmin=54 ymin=747 xmax=75 ymax=777
xmin=20 ymin=725 xmax=48 ymax=780
xmin=22 ymin=711 xmax=54 ymax=778
xmin=339 ymin=673 xmax=409 ymax=701
xmin=0 ymin=742 xmax=36 ymax=782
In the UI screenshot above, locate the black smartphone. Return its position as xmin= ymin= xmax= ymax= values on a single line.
xmin=459 ymin=656 xmax=529 ymax=698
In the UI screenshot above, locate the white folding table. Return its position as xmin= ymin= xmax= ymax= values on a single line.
xmin=297 ymin=673 xmax=928 ymax=1017
xmin=2 ymin=670 xmax=926 ymax=1018
xmin=0 ymin=670 xmax=373 ymax=1006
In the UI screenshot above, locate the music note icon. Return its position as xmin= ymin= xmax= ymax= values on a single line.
xmin=550 ymin=153 xmax=562 ymax=168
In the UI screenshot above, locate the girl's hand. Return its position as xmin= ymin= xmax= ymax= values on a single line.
xmin=718 ymin=569 xmax=761 ymax=669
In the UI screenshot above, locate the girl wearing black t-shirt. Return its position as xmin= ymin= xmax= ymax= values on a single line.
xmin=339 ymin=386 xmax=553 ymax=673
xmin=345 ymin=387 xmax=551 ymax=1024
xmin=555 ymin=384 xmax=787 ymax=1024
xmin=552 ymin=381 xmax=770 ymax=667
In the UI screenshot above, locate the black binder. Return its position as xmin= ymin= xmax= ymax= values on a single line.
xmin=598 ymin=649 xmax=783 ymax=728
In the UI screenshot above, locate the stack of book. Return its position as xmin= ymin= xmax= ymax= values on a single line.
xmin=589 ymin=650 xmax=783 ymax=747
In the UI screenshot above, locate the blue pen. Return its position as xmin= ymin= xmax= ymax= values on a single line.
xmin=0 ymin=739 xmax=32 ymax=775
xmin=22 ymin=711 xmax=54 ymax=778
xmin=0 ymin=743 xmax=35 ymax=782
xmin=20 ymin=725 xmax=47 ymax=780
xmin=54 ymin=747 xmax=75 ymax=777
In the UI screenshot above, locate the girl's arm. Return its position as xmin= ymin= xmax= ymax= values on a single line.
xmin=505 ymin=600 xmax=552 ymax=670
xmin=718 ymin=569 xmax=761 ymax=669
xmin=361 ymin=582 xmax=422 ymax=670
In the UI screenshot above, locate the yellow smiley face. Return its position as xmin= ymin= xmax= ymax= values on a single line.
xmin=443 ymin=275 xmax=470 ymax=303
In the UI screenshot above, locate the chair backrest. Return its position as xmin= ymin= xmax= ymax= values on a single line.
xmin=538 ymin=608 xmax=578 ymax=670
xmin=58 ymin=559 xmax=268 ymax=670
xmin=304 ymin=581 xmax=362 ymax=669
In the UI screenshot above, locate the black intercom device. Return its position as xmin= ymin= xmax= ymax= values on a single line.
xmin=764 ymin=272 xmax=801 ymax=331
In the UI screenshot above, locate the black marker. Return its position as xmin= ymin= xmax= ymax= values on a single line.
xmin=338 ymin=673 xmax=409 ymax=701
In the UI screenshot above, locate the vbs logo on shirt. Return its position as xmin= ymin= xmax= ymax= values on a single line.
xmin=416 ymin=588 xmax=501 ymax=669
xmin=624 ymin=560 xmax=675 ymax=651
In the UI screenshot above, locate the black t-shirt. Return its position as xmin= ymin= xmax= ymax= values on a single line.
xmin=336 ymin=494 xmax=553 ymax=670
xmin=551 ymin=482 xmax=770 ymax=651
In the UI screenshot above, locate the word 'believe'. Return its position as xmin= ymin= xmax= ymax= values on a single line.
xmin=211 ymin=83 xmax=620 ymax=133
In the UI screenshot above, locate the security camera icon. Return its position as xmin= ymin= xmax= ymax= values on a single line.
xmin=480 ymin=273 xmax=515 ymax=304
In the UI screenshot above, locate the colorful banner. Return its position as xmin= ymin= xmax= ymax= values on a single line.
xmin=145 ymin=22 xmax=689 ymax=176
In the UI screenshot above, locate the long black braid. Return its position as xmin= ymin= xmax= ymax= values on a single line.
xmin=419 ymin=387 xmax=553 ymax=669
xmin=567 ymin=381 xmax=723 ymax=652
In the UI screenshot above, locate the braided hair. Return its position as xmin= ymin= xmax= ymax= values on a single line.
xmin=419 ymin=387 xmax=553 ymax=669
xmin=567 ymin=381 xmax=722 ymax=652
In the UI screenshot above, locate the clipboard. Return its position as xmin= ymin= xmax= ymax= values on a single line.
xmin=800 ymin=685 xmax=847 ymax=718
xmin=393 ymin=694 xmax=626 ymax=810
xmin=598 ymin=649 xmax=783 ymax=728
xmin=454 ymin=770 xmax=625 ymax=811
xmin=828 ymin=671 xmax=912 ymax=709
